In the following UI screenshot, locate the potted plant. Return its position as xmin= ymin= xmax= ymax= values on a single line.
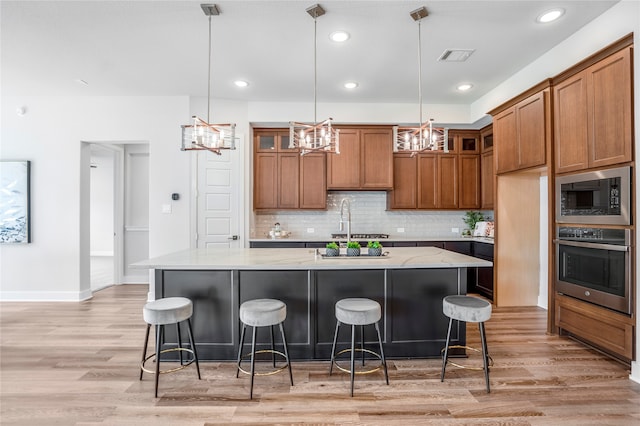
xmin=325 ymin=241 xmax=340 ymax=257
xmin=367 ymin=240 xmax=383 ymax=256
xmin=463 ymin=211 xmax=484 ymax=236
xmin=346 ymin=241 xmax=361 ymax=257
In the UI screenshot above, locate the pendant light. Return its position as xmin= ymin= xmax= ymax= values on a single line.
xmin=393 ymin=6 xmax=448 ymax=155
xmin=289 ymin=4 xmax=340 ymax=156
xmin=181 ymin=4 xmax=236 ymax=155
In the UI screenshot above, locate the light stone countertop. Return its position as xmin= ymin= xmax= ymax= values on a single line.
xmin=133 ymin=246 xmax=492 ymax=270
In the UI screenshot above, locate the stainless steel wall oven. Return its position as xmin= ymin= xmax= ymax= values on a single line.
xmin=555 ymin=226 xmax=632 ymax=314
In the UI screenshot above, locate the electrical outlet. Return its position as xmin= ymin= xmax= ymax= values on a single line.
xmin=307 ymin=228 xmax=315 ymax=233
xmin=397 ymin=227 xmax=405 ymax=233
xmin=452 ymin=227 xmax=459 ymax=233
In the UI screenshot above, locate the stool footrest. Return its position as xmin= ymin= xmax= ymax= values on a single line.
xmin=332 ymin=348 xmax=385 ymax=375
xmin=237 ymin=349 xmax=290 ymax=377
xmin=441 ymin=345 xmax=494 ymax=371
xmin=140 ymin=347 xmax=197 ymax=375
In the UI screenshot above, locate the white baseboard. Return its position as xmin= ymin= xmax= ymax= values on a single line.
xmin=0 ymin=289 xmax=93 ymax=302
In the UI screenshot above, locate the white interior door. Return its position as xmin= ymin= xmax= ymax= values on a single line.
xmin=196 ymin=136 xmax=243 ymax=248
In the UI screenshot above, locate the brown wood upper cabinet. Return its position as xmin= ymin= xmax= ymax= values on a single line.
xmin=493 ymin=87 xmax=549 ymax=174
xmin=388 ymin=130 xmax=481 ymax=210
xmin=554 ymin=46 xmax=632 ymax=174
xmin=253 ymin=129 xmax=326 ymax=210
xmin=480 ymin=125 xmax=494 ymax=210
xmin=327 ymin=126 xmax=394 ymax=190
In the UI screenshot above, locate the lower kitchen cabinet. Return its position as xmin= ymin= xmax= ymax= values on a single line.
xmin=555 ymin=294 xmax=633 ymax=362
xmin=473 ymin=242 xmax=494 ymax=301
xmin=250 ymin=241 xmax=306 ymax=248
xmin=444 ymin=241 xmax=475 ymax=291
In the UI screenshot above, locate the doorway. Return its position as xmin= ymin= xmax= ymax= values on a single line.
xmin=85 ymin=141 xmax=149 ymax=294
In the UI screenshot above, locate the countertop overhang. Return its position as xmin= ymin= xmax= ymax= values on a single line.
xmin=134 ymin=246 xmax=492 ymax=270
xmin=249 ymin=236 xmax=495 ymax=244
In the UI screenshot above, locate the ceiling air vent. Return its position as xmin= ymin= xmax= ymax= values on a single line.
xmin=438 ymin=49 xmax=475 ymax=62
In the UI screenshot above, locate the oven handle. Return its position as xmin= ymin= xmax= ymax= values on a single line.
xmin=553 ymin=239 xmax=629 ymax=252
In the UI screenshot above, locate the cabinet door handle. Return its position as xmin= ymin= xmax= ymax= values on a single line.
xmin=228 ymin=235 xmax=239 ymax=240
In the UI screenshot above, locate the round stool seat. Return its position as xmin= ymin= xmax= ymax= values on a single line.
xmin=335 ymin=298 xmax=381 ymax=326
xmin=143 ymin=297 xmax=193 ymax=326
xmin=443 ymin=295 xmax=491 ymax=323
xmin=240 ymin=299 xmax=286 ymax=327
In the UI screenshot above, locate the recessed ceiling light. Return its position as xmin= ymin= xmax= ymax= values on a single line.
xmin=344 ymin=81 xmax=358 ymax=89
xmin=537 ymin=8 xmax=565 ymax=23
xmin=234 ymin=80 xmax=249 ymax=88
xmin=329 ymin=31 xmax=350 ymax=42
xmin=457 ymin=83 xmax=473 ymax=92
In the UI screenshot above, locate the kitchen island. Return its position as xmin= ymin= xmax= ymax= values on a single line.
xmin=136 ymin=246 xmax=492 ymax=360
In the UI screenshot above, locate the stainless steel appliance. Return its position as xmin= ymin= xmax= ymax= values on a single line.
xmin=555 ymin=226 xmax=632 ymax=314
xmin=556 ymin=166 xmax=631 ymax=225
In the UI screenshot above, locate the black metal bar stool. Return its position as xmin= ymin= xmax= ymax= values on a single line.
xmin=329 ymin=297 xmax=389 ymax=396
xmin=441 ymin=295 xmax=492 ymax=393
xmin=140 ymin=297 xmax=201 ymax=397
xmin=236 ymin=298 xmax=293 ymax=399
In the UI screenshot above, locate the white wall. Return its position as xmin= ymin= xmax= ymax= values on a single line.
xmin=0 ymin=96 xmax=191 ymax=300
xmin=470 ymin=0 xmax=640 ymax=123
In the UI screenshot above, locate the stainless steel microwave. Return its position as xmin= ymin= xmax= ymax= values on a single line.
xmin=556 ymin=166 xmax=631 ymax=225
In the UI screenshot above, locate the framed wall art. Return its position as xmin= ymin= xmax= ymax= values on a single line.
xmin=0 ymin=161 xmax=31 ymax=243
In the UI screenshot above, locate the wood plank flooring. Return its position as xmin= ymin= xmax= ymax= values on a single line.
xmin=1 ymin=284 xmax=639 ymax=425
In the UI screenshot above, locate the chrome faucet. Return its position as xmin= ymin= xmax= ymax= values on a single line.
xmin=339 ymin=198 xmax=352 ymax=244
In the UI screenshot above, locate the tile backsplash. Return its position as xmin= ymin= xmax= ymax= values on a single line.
xmin=252 ymin=191 xmax=493 ymax=240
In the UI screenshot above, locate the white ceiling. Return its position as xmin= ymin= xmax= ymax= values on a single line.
xmin=1 ymin=1 xmax=620 ymax=105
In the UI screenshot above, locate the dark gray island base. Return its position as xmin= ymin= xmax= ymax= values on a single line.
xmin=156 ymin=266 xmax=469 ymax=361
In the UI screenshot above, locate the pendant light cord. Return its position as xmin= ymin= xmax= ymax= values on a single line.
xmin=313 ymin=16 xmax=318 ymax=140
xmin=207 ymin=14 xmax=212 ymax=124
xmin=418 ymin=19 xmax=423 ymax=144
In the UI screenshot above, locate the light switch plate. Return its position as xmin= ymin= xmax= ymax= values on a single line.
xmin=162 ymin=204 xmax=172 ymax=214
xmin=452 ymin=227 xmax=459 ymax=233
xmin=307 ymin=228 xmax=315 ymax=233
xmin=397 ymin=227 xmax=405 ymax=233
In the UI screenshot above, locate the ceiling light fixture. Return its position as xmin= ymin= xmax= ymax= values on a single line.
xmin=344 ymin=81 xmax=358 ymax=89
xmin=329 ymin=30 xmax=350 ymax=42
xmin=181 ymin=4 xmax=236 ymax=155
xmin=234 ymin=80 xmax=249 ymax=88
xmin=537 ymin=8 xmax=565 ymax=23
xmin=394 ymin=6 xmax=448 ymax=155
xmin=289 ymin=4 xmax=340 ymax=156
xmin=457 ymin=83 xmax=473 ymax=91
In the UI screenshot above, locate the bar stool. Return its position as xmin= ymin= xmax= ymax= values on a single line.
xmin=441 ymin=295 xmax=492 ymax=393
xmin=236 ymin=298 xmax=293 ymax=399
xmin=329 ymin=298 xmax=389 ymax=396
xmin=140 ymin=297 xmax=201 ymax=397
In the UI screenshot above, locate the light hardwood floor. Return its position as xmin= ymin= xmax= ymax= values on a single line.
xmin=1 ymin=284 xmax=639 ymax=425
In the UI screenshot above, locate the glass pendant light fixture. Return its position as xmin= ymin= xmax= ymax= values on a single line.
xmin=181 ymin=4 xmax=236 ymax=155
xmin=289 ymin=4 xmax=340 ymax=156
xmin=393 ymin=6 xmax=448 ymax=155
